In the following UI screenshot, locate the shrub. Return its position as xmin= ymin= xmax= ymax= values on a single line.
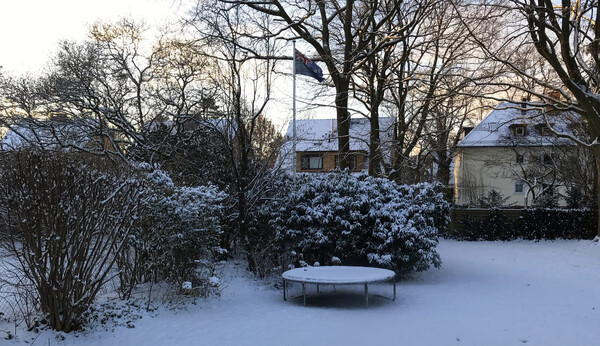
xmin=450 ymin=208 xmax=596 ymax=240
xmin=454 ymin=209 xmax=511 ymax=241
xmin=0 ymin=150 xmax=146 ymax=332
xmin=116 ymin=167 xmax=225 ymax=297
xmin=250 ymin=171 xmax=448 ymax=278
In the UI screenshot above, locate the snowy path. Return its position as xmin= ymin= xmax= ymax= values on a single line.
xmin=8 ymin=239 xmax=600 ymax=346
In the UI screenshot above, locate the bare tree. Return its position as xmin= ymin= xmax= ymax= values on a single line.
xmin=460 ymin=0 xmax=600 ymax=235
xmin=186 ymin=0 xmax=284 ymax=246
xmin=233 ymin=0 xmax=420 ymax=169
xmin=350 ymin=0 xmax=434 ymax=177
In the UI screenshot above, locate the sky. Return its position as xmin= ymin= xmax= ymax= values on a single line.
xmin=0 ymin=0 xmax=333 ymax=130
xmin=0 ymin=0 xmax=185 ymax=74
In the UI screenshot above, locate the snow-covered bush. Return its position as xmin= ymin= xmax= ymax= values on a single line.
xmin=251 ymin=171 xmax=448 ymax=277
xmin=116 ymin=168 xmax=225 ymax=297
xmin=246 ymin=173 xmax=296 ymax=278
xmin=0 ymin=150 xmax=146 ymax=332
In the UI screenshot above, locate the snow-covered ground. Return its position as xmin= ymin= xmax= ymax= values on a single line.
xmin=4 ymin=239 xmax=600 ymax=345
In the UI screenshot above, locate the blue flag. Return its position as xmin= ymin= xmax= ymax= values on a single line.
xmin=295 ymin=49 xmax=324 ymax=82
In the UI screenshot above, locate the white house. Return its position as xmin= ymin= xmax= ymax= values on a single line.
xmin=452 ymin=102 xmax=586 ymax=207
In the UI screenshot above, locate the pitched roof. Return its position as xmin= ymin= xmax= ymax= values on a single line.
xmin=283 ymin=117 xmax=395 ymax=152
xmin=458 ymin=102 xmax=579 ymax=147
xmin=0 ymin=118 xmax=99 ymax=150
xmin=277 ymin=117 xmax=395 ymax=172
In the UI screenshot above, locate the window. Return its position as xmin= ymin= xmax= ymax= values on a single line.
xmin=542 ymin=153 xmax=553 ymax=165
xmin=361 ymin=155 xmax=369 ymax=170
xmin=515 ymin=182 xmax=525 ymax=194
xmin=535 ymin=123 xmax=553 ymax=136
xmin=541 ymin=126 xmax=551 ymax=136
xmin=515 ymin=153 xmax=525 ymax=164
xmin=300 ymin=154 xmax=323 ymax=170
xmin=513 ymin=125 xmax=526 ymax=136
xmin=334 ymin=154 xmax=357 ymax=170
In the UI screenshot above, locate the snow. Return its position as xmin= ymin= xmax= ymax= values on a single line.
xmin=458 ymin=102 xmax=578 ymax=147
xmin=0 ymin=118 xmax=98 ymax=150
xmin=282 ymin=266 xmax=395 ymax=284
xmin=277 ymin=117 xmax=395 ymax=172
xmin=4 ymin=239 xmax=600 ymax=345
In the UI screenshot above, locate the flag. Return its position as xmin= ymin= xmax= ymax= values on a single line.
xmin=295 ymin=49 xmax=324 ymax=82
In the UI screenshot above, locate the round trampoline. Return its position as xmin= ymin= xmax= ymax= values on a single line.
xmin=282 ymin=266 xmax=396 ymax=306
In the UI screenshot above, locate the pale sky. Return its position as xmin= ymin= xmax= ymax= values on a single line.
xmin=0 ymin=0 xmax=332 ymax=129
xmin=0 ymin=0 xmax=185 ymax=74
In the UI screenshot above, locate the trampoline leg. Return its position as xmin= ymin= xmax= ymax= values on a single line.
xmin=364 ymin=283 xmax=369 ymax=307
xmin=317 ymin=284 xmax=320 ymax=293
xmin=393 ymin=280 xmax=396 ymax=302
xmin=302 ymin=283 xmax=306 ymax=306
xmin=283 ymin=279 xmax=287 ymax=301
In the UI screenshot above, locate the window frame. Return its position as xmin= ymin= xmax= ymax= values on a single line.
xmin=300 ymin=154 xmax=324 ymax=171
xmin=514 ymin=182 xmax=525 ymax=194
xmin=514 ymin=125 xmax=526 ymax=136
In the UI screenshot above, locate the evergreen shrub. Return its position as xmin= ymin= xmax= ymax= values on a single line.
xmin=249 ymin=171 xmax=449 ymax=278
xmin=450 ymin=208 xmax=596 ymax=240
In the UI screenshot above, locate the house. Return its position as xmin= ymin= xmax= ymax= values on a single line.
xmin=452 ymin=102 xmax=589 ymax=207
xmin=0 ymin=117 xmax=116 ymax=152
xmin=279 ymin=117 xmax=395 ymax=174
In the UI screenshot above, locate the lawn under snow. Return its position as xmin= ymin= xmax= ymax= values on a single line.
xmin=5 ymin=239 xmax=600 ymax=345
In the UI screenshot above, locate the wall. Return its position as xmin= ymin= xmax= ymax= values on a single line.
xmin=453 ymin=146 xmax=571 ymax=207
xmin=295 ymin=151 xmax=366 ymax=173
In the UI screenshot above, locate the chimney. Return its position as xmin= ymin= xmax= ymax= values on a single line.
xmin=329 ymin=119 xmax=334 ymax=142
xmin=521 ymin=97 xmax=528 ymax=115
xmin=548 ymin=90 xmax=562 ymax=101
xmin=545 ymin=90 xmax=562 ymax=114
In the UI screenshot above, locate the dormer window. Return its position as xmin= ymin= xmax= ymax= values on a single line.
xmin=511 ymin=124 xmax=527 ymax=137
xmin=535 ymin=124 xmax=553 ymax=136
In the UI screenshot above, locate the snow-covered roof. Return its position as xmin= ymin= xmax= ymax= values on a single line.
xmin=283 ymin=117 xmax=395 ymax=152
xmin=458 ymin=102 xmax=579 ymax=147
xmin=0 ymin=118 xmax=99 ymax=151
xmin=277 ymin=117 xmax=395 ymax=172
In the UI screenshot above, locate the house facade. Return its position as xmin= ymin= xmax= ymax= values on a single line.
xmin=453 ymin=102 xmax=588 ymax=207
xmin=280 ymin=117 xmax=395 ymax=174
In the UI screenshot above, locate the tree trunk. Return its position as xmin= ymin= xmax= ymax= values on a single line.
xmin=335 ymin=81 xmax=352 ymax=170
xmin=436 ymin=149 xmax=451 ymax=185
xmin=368 ymin=109 xmax=382 ymax=177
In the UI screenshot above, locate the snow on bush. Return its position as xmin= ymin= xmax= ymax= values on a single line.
xmin=117 ymin=168 xmax=226 ymax=297
xmin=251 ymin=171 xmax=448 ymax=277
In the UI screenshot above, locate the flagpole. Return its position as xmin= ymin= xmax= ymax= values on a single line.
xmin=292 ymin=39 xmax=297 ymax=181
